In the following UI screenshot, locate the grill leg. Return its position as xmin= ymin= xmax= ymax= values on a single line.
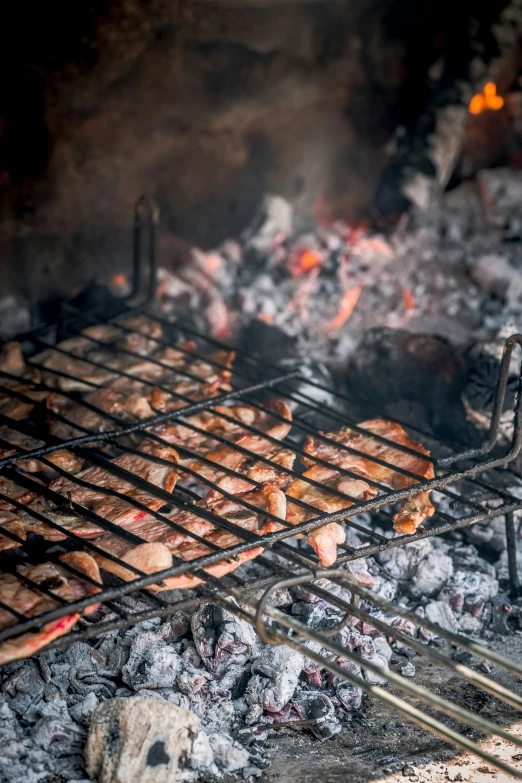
xmin=505 ymin=511 xmax=520 ymax=592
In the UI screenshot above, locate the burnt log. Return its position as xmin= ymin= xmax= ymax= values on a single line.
xmin=376 ymin=0 xmax=522 ymax=215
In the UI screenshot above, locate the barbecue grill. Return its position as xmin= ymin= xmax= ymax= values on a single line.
xmin=2 ymin=198 xmax=522 ymax=778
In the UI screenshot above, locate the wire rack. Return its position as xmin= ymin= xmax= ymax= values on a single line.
xmin=1 ymin=198 xmax=522 ymax=777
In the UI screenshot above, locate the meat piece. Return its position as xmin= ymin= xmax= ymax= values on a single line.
xmin=0 ymin=552 xmax=102 ymax=665
xmin=0 ymin=425 xmax=84 ymax=474
xmin=0 ymin=476 xmax=40 ymax=510
xmin=91 ymin=484 xmax=286 ymax=590
xmin=186 ymin=447 xmax=296 ymax=494
xmin=0 ymin=512 xmax=26 ymax=551
xmin=303 ymin=419 xmax=435 ymax=535
xmin=0 ymin=342 xmax=25 ymax=375
xmin=47 ymin=447 xmax=178 ymax=530
xmin=0 ymin=377 xmax=48 ymax=421
xmin=153 ymin=400 xmax=292 ymax=460
xmin=285 ymin=464 xmax=378 ymax=566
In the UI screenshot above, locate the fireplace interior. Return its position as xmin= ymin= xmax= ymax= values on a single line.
xmin=3 ymin=2 xmax=522 ymax=783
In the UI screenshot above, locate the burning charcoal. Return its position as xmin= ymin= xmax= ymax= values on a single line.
xmin=400 ymin=662 xmax=416 ymax=678
xmin=410 ymin=551 xmax=454 ymax=597
xmin=240 ymin=194 xmax=293 ymax=255
xmin=361 ymin=637 xmax=392 ymax=685
xmin=245 ymin=646 xmax=304 ymax=713
xmin=424 ymin=601 xmax=459 ymax=633
xmin=292 ymin=691 xmax=342 ymax=740
xmin=191 ymin=602 xmax=260 ymax=677
xmin=1 ymin=661 xmax=45 ymax=718
xmin=439 ymin=571 xmax=499 ymax=605
xmin=68 ymin=691 xmax=99 ymax=726
xmin=489 ymin=595 xmax=513 ymax=635
xmin=181 ymin=641 xmax=202 ymax=669
xmin=458 ymin=614 xmax=483 ymax=634
xmin=377 ymin=539 xmax=435 ymax=581
xmin=85 ymin=695 xmax=202 ymax=783
xmin=177 ymin=666 xmax=212 ymax=696
xmin=291 ymin=601 xmax=327 ymax=627
xmin=331 ymin=660 xmax=363 ymax=711
xmin=217 ymin=663 xmax=251 ymax=696
xmin=169 ymin=610 xmax=192 ymax=641
xmin=122 ymin=632 xmax=183 ymax=690
xmin=32 ymin=713 xmax=86 ymax=757
xmin=208 ymin=732 xmax=251 ymax=773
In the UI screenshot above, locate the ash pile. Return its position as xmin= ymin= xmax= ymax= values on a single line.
xmin=149 ymin=167 xmax=522 ymax=367
xmin=2 ymin=526 xmax=521 ymax=783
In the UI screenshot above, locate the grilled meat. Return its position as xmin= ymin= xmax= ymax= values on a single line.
xmin=0 ymin=552 xmax=101 ymax=665
xmin=0 ymin=425 xmax=84 ymax=474
xmin=0 ymin=512 xmax=26 ymax=551
xmin=185 ymin=447 xmax=296 ymax=494
xmin=285 ymin=464 xmax=378 ymax=566
xmin=303 ymin=419 xmax=434 ymax=535
xmin=47 ymin=447 xmax=178 ymax=530
xmin=0 ymin=342 xmax=25 ymax=375
xmin=91 ymin=484 xmax=285 ymax=590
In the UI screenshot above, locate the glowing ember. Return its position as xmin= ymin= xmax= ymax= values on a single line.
xmin=257 ymin=313 xmax=275 ymax=323
xmin=402 ymin=287 xmax=415 ymax=312
xmin=327 ymin=285 xmax=362 ymax=333
xmin=469 ymin=82 xmax=504 ymax=115
xmin=289 ymin=249 xmax=322 ymax=277
xmin=111 ymin=273 xmax=127 ymax=286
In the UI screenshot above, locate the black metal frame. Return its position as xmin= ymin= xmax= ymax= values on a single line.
xmin=2 ymin=197 xmax=522 ymax=777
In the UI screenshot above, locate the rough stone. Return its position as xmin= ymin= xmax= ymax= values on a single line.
xmin=84 ymin=695 xmax=201 ymax=783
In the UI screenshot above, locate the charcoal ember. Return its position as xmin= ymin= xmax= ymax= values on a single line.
xmin=330 ymin=660 xmax=363 ymax=711
xmin=122 ymin=632 xmax=183 ymax=690
xmin=488 ymin=595 xmax=513 ymax=635
xmin=185 ymin=730 xmax=215 ymax=774
xmin=85 ymin=695 xmax=202 ymax=783
xmin=496 ymin=548 xmax=522 ymax=582
xmin=180 ymin=641 xmax=202 ymax=669
xmin=291 ymin=601 xmax=327 ymax=627
xmin=469 ymin=254 xmax=522 ymax=305
xmin=401 ymin=661 xmax=416 ymax=678
xmin=424 ymin=601 xmax=459 ymax=633
xmin=347 ymin=327 xmax=469 ymax=441
xmin=458 ymin=614 xmax=483 ymax=634
xmin=410 ymin=551 xmax=454 ymax=598
xmin=439 ymin=571 xmax=499 ymax=606
xmin=217 ymin=663 xmax=251 ymax=697
xmin=292 ymin=691 xmax=342 ymax=740
xmin=448 ymin=544 xmax=498 ymax=575
xmin=191 ymin=603 xmax=260 ymax=677
xmin=1 ymin=661 xmax=45 ymax=718
xmin=69 ymin=691 xmax=99 ymax=726
xmin=31 ymin=713 xmax=86 ymax=757
xmin=188 ymin=689 xmax=237 ymax=734
xmin=240 ymin=194 xmax=293 ymax=256
xmin=177 ymin=666 xmax=212 ymax=695
xmin=462 ymin=324 xmax=521 ymax=441
xmin=208 ymin=732 xmax=250 ymax=773
xmin=361 ymin=637 xmax=392 ymax=685
xmin=169 ymin=610 xmax=192 ymax=641
xmin=246 ymin=647 xmax=304 ymax=713
xmin=377 ymin=539 xmax=435 ymax=581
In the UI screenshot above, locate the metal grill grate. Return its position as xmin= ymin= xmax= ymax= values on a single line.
xmin=1 ymin=202 xmax=522 ymax=776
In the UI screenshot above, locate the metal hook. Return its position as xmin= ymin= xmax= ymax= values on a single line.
xmin=127 ymin=195 xmax=160 ymax=306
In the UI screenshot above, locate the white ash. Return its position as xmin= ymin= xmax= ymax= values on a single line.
xmin=0 ymin=530 xmax=517 ymax=783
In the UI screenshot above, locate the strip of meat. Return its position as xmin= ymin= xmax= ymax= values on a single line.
xmin=0 ymin=512 xmax=26 ymax=551
xmin=0 ymin=425 xmax=84 ymax=474
xmin=285 ymin=465 xmax=378 ymax=566
xmin=46 ymin=446 xmax=178 ymax=528
xmin=0 ymin=551 xmax=102 ymax=665
xmin=0 ymin=342 xmax=25 ymax=375
xmin=91 ymin=484 xmax=285 ymax=590
xmin=0 ymin=377 xmax=48 ymax=421
xmin=185 ymin=447 xmax=296 ymax=494
xmin=303 ymin=419 xmax=435 ymax=535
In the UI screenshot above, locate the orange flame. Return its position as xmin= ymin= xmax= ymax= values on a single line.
xmin=327 ymin=285 xmax=362 ymax=333
xmin=111 ymin=273 xmax=127 ymax=286
xmin=469 ymin=82 xmax=504 ymax=115
xmin=257 ymin=313 xmax=275 ymax=324
xmin=402 ymin=287 xmax=415 ymax=312
xmin=290 ymin=249 xmax=322 ymax=277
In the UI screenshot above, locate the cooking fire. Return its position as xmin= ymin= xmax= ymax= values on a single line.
xmin=4 ymin=2 xmax=522 ymax=783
